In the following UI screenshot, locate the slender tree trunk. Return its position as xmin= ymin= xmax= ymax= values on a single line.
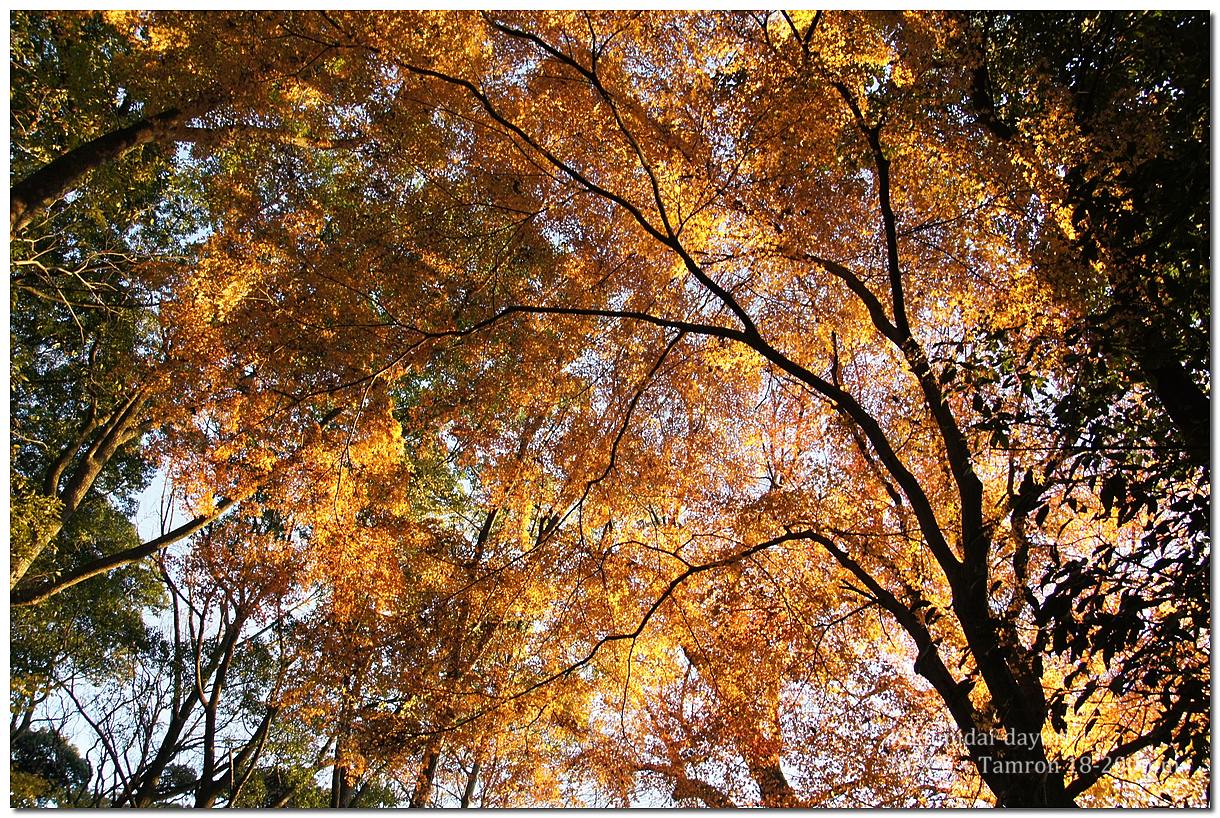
xmin=409 ymin=742 xmax=441 ymax=808
xmin=227 ymin=704 xmax=279 ymax=807
xmin=124 ymin=679 xmax=199 ymax=806
xmin=330 ymin=735 xmax=355 ymax=809
xmin=460 ymin=759 xmax=480 ymax=808
xmin=10 ymin=704 xmax=35 ymax=741
xmin=195 ymin=610 xmax=243 ymax=808
xmin=10 ymin=389 xmax=148 ymax=590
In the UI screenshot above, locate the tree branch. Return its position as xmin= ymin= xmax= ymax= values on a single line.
xmin=11 ymin=104 xmax=206 ymax=234
xmin=168 ymin=124 xmax=364 ymax=152
xmin=10 ymin=498 xmax=238 ymax=607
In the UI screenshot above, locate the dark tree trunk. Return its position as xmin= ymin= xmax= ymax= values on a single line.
xmin=1137 ymin=351 xmax=1210 ymax=470
xmin=460 ymin=760 xmax=480 ymax=808
xmin=408 ymin=743 xmax=441 ymax=808
xmin=11 ymin=107 xmax=189 ymax=234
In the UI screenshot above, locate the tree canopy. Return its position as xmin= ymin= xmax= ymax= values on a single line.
xmin=8 ymin=10 xmax=1210 ymax=808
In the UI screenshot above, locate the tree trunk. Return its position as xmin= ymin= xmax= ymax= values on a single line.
xmin=10 ymin=389 xmax=148 ymax=591
xmin=409 ymin=742 xmax=441 ymax=808
xmin=10 ymin=107 xmax=197 ymax=234
xmin=747 ymin=757 xmax=798 ymax=808
xmin=460 ymin=760 xmax=480 ymax=808
xmin=671 ymin=774 xmax=737 ymax=809
xmin=1136 ymin=349 xmax=1210 ymax=470
xmin=330 ymin=741 xmax=352 ymax=809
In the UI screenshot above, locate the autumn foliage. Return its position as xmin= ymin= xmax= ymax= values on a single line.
xmin=9 ymin=11 xmax=1209 ymax=807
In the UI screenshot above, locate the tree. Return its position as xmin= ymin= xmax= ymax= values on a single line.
xmin=10 ymin=728 xmax=92 ymax=807
xmin=10 ymin=11 xmax=374 ymax=235
xmin=10 ymin=11 xmax=1208 ymax=808
xmin=964 ymin=10 xmax=1210 ymax=778
xmin=31 ymin=513 xmax=305 ymax=809
xmin=10 ymin=10 xmax=228 ymax=606
xmin=298 ymin=10 xmax=1202 ymax=804
xmin=9 ymin=10 xmax=390 ymax=607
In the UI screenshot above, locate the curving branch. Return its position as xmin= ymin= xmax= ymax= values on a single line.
xmin=417 ymin=297 xmax=965 ymax=581
xmin=483 ymin=18 xmax=766 ymax=340
xmin=830 ymin=79 xmax=1054 ymax=764
xmin=386 ymin=54 xmax=973 ymax=582
xmin=405 ymin=529 xmax=823 ymax=741
xmin=10 ymin=497 xmax=237 ymax=608
xmin=166 ymin=124 xmax=364 ymax=152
